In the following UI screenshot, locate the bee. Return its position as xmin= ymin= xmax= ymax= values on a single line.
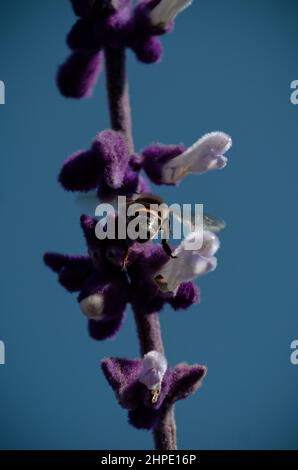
xmin=122 ymin=193 xmax=225 ymax=269
xmin=125 ymin=193 xmax=177 ymax=259
xmin=76 ymin=192 xmax=226 ymax=269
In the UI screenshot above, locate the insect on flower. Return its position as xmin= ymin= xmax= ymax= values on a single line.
xmin=125 ymin=193 xmax=177 ymax=260
xmin=79 ymin=190 xmax=226 ymax=270
xmin=121 ymin=192 xmax=226 ymax=269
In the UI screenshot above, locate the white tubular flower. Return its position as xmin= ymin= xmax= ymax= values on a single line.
xmin=150 ymin=0 xmax=193 ymax=28
xmin=198 ymin=230 xmax=220 ymax=257
xmin=155 ymin=231 xmax=220 ymax=293
xmin=80 ymin=294 xmax=104 ymax=320
xmin=139 ymin=351 xmax=168 ymax=390
xmin=161 ymin=132 xmax=232 ymax=184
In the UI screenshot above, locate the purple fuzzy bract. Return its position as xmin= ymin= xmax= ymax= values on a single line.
xmin=132 ymin=36 xmax=163 ymax=64
xmin=57 ymin=51 xmax=102 ymax=99
xmin=59 ymin=149 xmax=102 ymax=191
xmin=142 ymin=143 xmax=185 ymax=185
xmin=70 ymin=0 xmax=97 ymax=17
xmin=92 ymin=129 xmax=130 ymax=189
xmin=101 ymin=356 xmax=207 ymax=430
xmin=168 ymin=282 xmax=200 ymax=310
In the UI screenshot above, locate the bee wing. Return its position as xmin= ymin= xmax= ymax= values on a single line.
xmin=170 ymin=208 xmax=226 ymax=233
xmin=203 ymin=213 xmax=226 ymax=233
xmin=169 ymin=207 xmax=194 ymax=231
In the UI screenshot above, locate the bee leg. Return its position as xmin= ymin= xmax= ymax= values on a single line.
xmin=121 ymin=242 xmax=130 ymax=270
xmin=160 ymin=217 xmax=177 ymax=258
xmin=162 ymin=239 xmax=177 ymax=259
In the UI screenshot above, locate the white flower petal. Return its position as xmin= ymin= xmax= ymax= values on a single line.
xmin=80 ymin=294 xmax=104 ymax=320
xmin=203 ymin=154 xmax=228 ymax=171
xmin=198 ymin=231 xmax=220 ymax=257
xmin=155 ymin=231 xmax=219 ymax=292
xmin=191 ymin=254 xmax=217 ymax=276
xmin=139 ymin=351 xmax=168 ymax=390
xmin=142 ymin=351 xmax=168 ymax=375
xmin=150 ymin=0 xmax=193 ymax=27
xmin=161 ymin=131 xmax=232 ymax=183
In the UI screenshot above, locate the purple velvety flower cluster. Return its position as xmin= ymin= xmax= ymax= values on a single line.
xmin=58 ymin=0 xmax=175 ymax=98
xmin=45 ymin=126 xmax=230 ymax=342
xmin=59 ymin=128 xmax=231 ymax=199
xmin=45 ymin=0 xmax=232 ymax=437
xmin=102 ymin=351 xmax=206 ymax=429
xmin=44 ymin=213 xmax=200 ymax=341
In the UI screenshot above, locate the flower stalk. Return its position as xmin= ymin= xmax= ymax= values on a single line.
xmin=105 ymin=48 xmax=134 ymax=154
xmin=104 ymin=42 xmax=177 ymax=449
xmin=134 ymin=309 xmax=176 ymax=449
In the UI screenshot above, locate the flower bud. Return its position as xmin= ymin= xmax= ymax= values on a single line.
xmin=150 ymin=0 xmax=192 ymax=28
xmin=161 ymin=132 xmax=232 ymax=184
xmin=198 ymin=231 xmax=220 ymax=258
xmin=139 ymin=351 xmax=167 ymax=390
xmin=80 ymin=293 xmax=104 ymax=320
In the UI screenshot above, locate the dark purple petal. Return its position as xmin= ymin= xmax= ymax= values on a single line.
xmin=60 ymin=129 xmax=130 ymax=193
xmin=128 ymin=405 xmax=162 ymax=430
xmin=130 ymin=244 xmax=168 ymax=277
xmin=57 ymin=51 xmax=102 ymax=99
xmin=131 ymin=283 xmax=165 ymax=315
xmin=44 ymin=253 xmax=93 ymax=292
xmin=67 ymin=18 xmax=102 ymax=52
xmin=128 ymin=244 xmax=169 ymax=314
xmin=80 ymin=214 xmax=98 ymax=246
xmin=101 ymin=357 xmax=143 ymax=408
xmin=92 ymin=130 xmax=130 ymax=189
xmin=78 ymin=271 xmax=128 ymax=310
xmin=104 ymin=0 xmax=132 ymax=34
xmin=96 ymin=180 xmax=117 ymax=202
xmin=44 ymin=253 xmax=72 ymax=273
xmin=97 ymin=164 xmax=139 ymax=199
xmin=97 ymin=160 xmax=143 ymax=200
xmin=142 ymin=143 xmax=185 ymax=185
xmin=168 ymin=282 xmax=200 ymax=310
xmin=70 ymin=0 xmax=118 ymax=19
xmin=169 ymin=364 xmax=207 ymax=402
xmin=59 ymin=149 xmax=102 ymax=192
xmin=128 ymin=244 xmax=168 ymax=288
xmin=58 ymin=263 xmax=93 ymax=292
xmin=80 ymin=216 xmax=131 ymax=272
xmin=78 ymin=269 xmax=129 ymax=339
xmin=132 ymin=36 xmax=163 ymax=64
xmin=121 ymin=165 xmax=140 ymax=194
xmin=70 ymin=0 xmax=97 ymax=17
xmin=88 ymin=313 xmax=124 ymax=340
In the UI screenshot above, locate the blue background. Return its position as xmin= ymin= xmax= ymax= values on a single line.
xmin=0 ymin=0 xmax=297 ymax=450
